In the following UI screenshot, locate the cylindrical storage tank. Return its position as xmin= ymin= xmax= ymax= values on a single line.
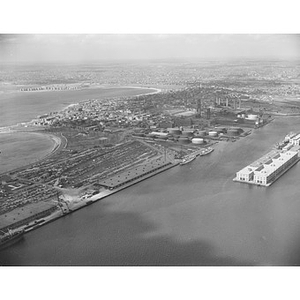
xmin=182 ymin=131 xmax=194 ymax=137
xmin=192 ymin=138 xmax=204 ymax=145
xmin=178 ymin=137 xmax=190 ymax=144
xmin=227 ymin=129 xmax=239 ymax=136
xmin=247 ymin=114 xmax=258 ymax=120
xmin=214 ymin=127 xmax=226 ymax=133
xmin=215 ymin=129 xmax=224 ymax=134
xmin=168 ymin=128 xmax=182 ymax=135
xmin=229 ymin=127 xmax=243 ymax=134
xmin=208 ymin=131 xmax=218 ymax=137
xmin=134 ymin=133 xmax=145 ymax=137
xmin=158 ymin=136 xmax=168 ymax=140
xmin=198 ymin=130 xmax=207 ymax=137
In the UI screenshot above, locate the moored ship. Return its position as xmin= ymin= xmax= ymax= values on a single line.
xmin=0 ymin=229 xmax=24 ymax=250
xmin=180 ymin=155 xmax=196 ymax=165
xmin=199 ymin=147 xmax=214 ymax=156
xmin=24 ymin=219 xmax=46 ymax=232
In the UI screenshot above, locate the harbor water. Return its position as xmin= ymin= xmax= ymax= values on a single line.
xmin=1 ymin=117 xmax=300 ymax=265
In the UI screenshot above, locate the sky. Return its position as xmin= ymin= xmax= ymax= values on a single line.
xmin=0 ymin=34 xmax=299 ymax=63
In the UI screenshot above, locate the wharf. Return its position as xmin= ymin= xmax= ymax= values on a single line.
xmin=233 ymin=156 xmax=300 ymax=187
xmin=3 ymin=160 xmax=179 ymax=234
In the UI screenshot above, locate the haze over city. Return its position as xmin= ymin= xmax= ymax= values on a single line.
xmin=0 ymin=34 xmax=300 ymax=63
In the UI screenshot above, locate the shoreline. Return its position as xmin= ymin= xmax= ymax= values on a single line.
xmin=61 ymin=86 xmax=161 ymax=111
xmin=0 ymin=85 xmax=161 ymax=174
xmin=0 ymin=131 xmax=63 ymax=176
xmin=0 ymin=85 xmax=162 ymax=131
xmin=11 ymin=162 xmax=179 ymax=235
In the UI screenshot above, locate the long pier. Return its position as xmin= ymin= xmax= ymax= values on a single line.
xmin=233 ymin=156 xmax=300 ymax=187
xmin=2 ymin=160 xmax=179 ymax=235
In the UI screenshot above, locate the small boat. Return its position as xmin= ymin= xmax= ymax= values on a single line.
xmin=180 ymin=155 xmax=196 ymax=165
xmin=199 ymin=147 xmax=214 ymax=156
xmin=0 ymin=228 xmax=24 ymax=250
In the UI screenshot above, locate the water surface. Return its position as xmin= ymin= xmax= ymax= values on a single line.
xmin=1 ymin=117 xmax=300 ymax=265
xmin=0 ymin=87 xmax=156 ymax=127
xmin=0 ymin=132 xmax=55 ymax=174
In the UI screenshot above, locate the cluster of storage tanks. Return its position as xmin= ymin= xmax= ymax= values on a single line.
xmin=169 ymin=129 xmax=201 ymax=144
xmin=145 ymin=128 xmax=205 ymax=145
xmin=137 ymin=126 xmax=244 ymax=145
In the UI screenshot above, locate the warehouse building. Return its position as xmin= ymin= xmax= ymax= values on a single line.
xmin=0 ymin=201 xmax=58 ymax=231
xmin=289 ymin=133 xmax=300 ymax=146
xmin=98 ymin=158 xmax=173 ymax=190
xmin=235 ymin=149 xmax=299 ymax=186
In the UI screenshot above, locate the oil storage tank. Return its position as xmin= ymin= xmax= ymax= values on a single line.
xmin=227 ymin=129 xmax=239 ymax=136
xmin=168 ymin=128 xmax=182 ymax=135
xmin=247 ymin=114 xmax=258 ymax=121
xmin=215 ymin=129 xmax=224 ymax=135
xmin=178 ymin=137 xmax=190 ymax=144
xmin=182 ymin=131 xmax=194 ymax=137
xmin=214 ymin=127 xmax=227 ymax=133
xmin=192 ymin=138 xmax=204 ymax=145
xmin=198 ymin=130 xmax=207 ymax=137
xmin=229 ymin=127 xmax=243 ymax=134
xmin=158 ymin=135 xmax=168 ymax=140
xmin=208 ymin=131 xmax=218 ymax=137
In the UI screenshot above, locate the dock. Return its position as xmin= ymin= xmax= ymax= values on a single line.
xmin=233 ymin=140 xmax=300 ymax=187
xmin=0 ymin=159 xmax=179 ymax=234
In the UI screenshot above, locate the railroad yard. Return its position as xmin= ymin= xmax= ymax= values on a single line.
xmin=0 ymin=131 xmax=162 ymax=216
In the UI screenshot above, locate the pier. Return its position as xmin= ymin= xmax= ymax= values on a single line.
xmin=234 ymin=139 xmax=300 ymax=187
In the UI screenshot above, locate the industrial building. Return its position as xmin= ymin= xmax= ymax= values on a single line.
xmin=289 ymin=133 xmax=300 ymax=146
xmin=0 ymin=201 xmax=58 ymax=231
xmin=98 ymin=158 xmax=173 ymax=190
xmin=234 ymin=148 xmax=300 ymax=186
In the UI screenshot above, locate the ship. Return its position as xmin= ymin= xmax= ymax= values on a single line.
xmin=180 ymin=155 xmax=196 ymax=165
xmin=0 ymin=228 xmax=24 ymax=250
xmin=199 ymin=147 xmax=214 ymax=156
xmin=24 ymin=219 xmax=46 ymax=232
